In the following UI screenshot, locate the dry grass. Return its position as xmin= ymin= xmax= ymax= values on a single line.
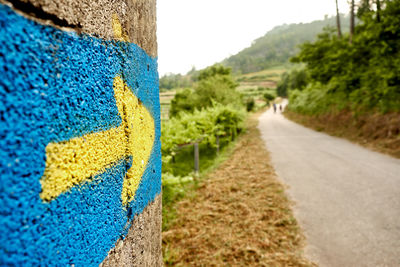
xmin=285 ymin=110 xmax=400 ymax=159
xmin=162 ymin=112 xmax=315 ymax=266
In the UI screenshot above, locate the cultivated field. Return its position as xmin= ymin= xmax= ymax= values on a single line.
xmin=236 ymin=67 xmax=285 ymax=109
xmin=159 ymin=66 xmax=286 ymax=120
xmin=160 ymin=90 xmax=176 ymax=121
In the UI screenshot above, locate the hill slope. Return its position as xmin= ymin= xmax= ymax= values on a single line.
xmin=223 ymin=15 xmax=349 ymax=74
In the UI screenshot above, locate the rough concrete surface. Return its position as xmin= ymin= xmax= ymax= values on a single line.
xmin=1 ymin=0 xmax=157 ymax=57
xmin=0 ymin=0 xmax=161 ymax=265
xmin=258 ymin=100 xmax=400 ymax=267
xmin=101 ymin=194 xmax=162 ymax=267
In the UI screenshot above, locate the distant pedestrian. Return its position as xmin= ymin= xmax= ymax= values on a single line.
xmin=279 ymin=105 xmax=282 ymax=112
xmin=273 ymin=103 xmax=277 ymax=113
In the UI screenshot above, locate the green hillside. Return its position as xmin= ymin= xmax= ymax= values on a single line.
xmin=223 ymin=15 xmax=349 ymax=74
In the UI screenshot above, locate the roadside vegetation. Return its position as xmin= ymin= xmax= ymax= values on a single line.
xmin=159 ymin=62 xmax=307 ymax=264
xmin=158 ymin=3 xmax=399 ymax=262
xmin=159 ymin=1 xmax=399 ymax=265
xmin=162 ymin=112 xmax=315 ymax=266
xmin=160 ymin=65 xmax=247 ymax=233
xmin=158 ymin=62 xmax=315 ymax=265
xmin=279 ymin=0 xmax=400 ymax=157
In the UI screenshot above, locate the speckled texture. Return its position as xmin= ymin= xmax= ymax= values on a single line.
xmin=0 ymin=3 xmax=161 ymax=266
xmin=1 ymin=0 xmax=157 ymax=57
xmin=101 ymin=194 xmax=162 ymax=267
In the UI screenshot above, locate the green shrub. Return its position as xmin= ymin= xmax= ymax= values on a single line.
xmin=245 ymin=98 xmax=255 ymax=111
xmin=277 ymin=69 xmax=309 ymax=97
xmin=288 ymin=0 xmax=400 ymax=114
xmin=288 ymin=81 xmax=349 ymax=115
xmin=263 ymin=91 xmax=276 ymax=103
xmin=169 ymin=65 xmax=243 ymax=117
xmin=162 ymin=173 xmax=194 ymax=230
xmin=169 ymin=88 xmax=195 ymax=117
xmin=162 ymin=104 xmax=246 ymax=158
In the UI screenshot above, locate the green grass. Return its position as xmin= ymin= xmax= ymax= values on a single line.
xmin=162 ymin=135 xmax=241 ymax=231
xmin=236 ymin=66 xmax=287 ymax=83
xmin=163 ymin=138 xmax=233 ymax=177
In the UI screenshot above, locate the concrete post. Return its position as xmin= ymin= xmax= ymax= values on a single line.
xmin=194 ymin=142 xmax=200 ymax=175
xmin=216 ymin=135 xmax=220 ymax=155
xmin=0 ymin=0 xmax=161 ymax=266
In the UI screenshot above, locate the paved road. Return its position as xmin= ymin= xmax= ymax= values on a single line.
xmin=258 ymin=101 xmax=400 ymax=267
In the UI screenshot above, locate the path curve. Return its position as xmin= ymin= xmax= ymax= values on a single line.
xmin=258 ymin=100 xmax=400 ymax=267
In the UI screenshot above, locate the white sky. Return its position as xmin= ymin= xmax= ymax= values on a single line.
xmin=157 ymin=0 xmax=350 ymax=76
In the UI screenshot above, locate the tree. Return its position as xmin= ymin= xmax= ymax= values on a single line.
xmin=223 ymin=15 xmax=350 ymax=74
xmin=263 ymin=92 xmax=276 ymax=103
xmin=288 ymin=0 xmax=400 ymax=113
xmin=169 ymin=65 xmax=242 ymax=117
xmin=169 ymin=89 xmax=195 ymax=117
xmin=376 ymin=0 xmax=381 ymax=22
xmin=350 ymin=0 xmax=355 ymax=44
xmin=194 ymin=74 xmax=241 ymax=108
xmin=197 ymin=64 xmax=232 ymax=81
xmin=277 ymin=72 xmax=290 ymax=97
xmin=276 ymin=69 xmax=309 ymax=97
xmin=357 ymin=0 xmax=371 ymax=18
xmin=336 ymin=0 xmax=342 ymax=38
xmin=159 ymin=73 xmax=191 ymax=91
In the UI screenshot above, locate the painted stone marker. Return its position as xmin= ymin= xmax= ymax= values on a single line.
xmin=0 ymin=4 xmax=161 ymax=266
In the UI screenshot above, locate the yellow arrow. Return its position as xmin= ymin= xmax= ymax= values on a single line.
xmin=40 ymin=76 xmax=155 ymax=205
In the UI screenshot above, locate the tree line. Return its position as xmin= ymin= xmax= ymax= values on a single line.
xmin=222 ymin=15 xmax=350 ymax=74
xmin=280 ymin=0 xmax=399 ymax=114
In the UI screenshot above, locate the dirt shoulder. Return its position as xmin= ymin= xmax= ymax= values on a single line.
xmin=162 ymin=112 xmax=315 ymax=266
xmin=284 ymin=110 xmax=400 ymax=159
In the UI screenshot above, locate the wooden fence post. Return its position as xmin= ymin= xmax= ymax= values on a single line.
xmin=194 ymin=142 xmax=199 ymax=176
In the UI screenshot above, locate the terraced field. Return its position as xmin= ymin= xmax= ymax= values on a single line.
xmin=160 ymin=90 xmax=176 ymax=121
xmin=159 ymin=66 xmax=286 ymax=120
xmin=236 ymin=67 xmax=285 ymax=108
